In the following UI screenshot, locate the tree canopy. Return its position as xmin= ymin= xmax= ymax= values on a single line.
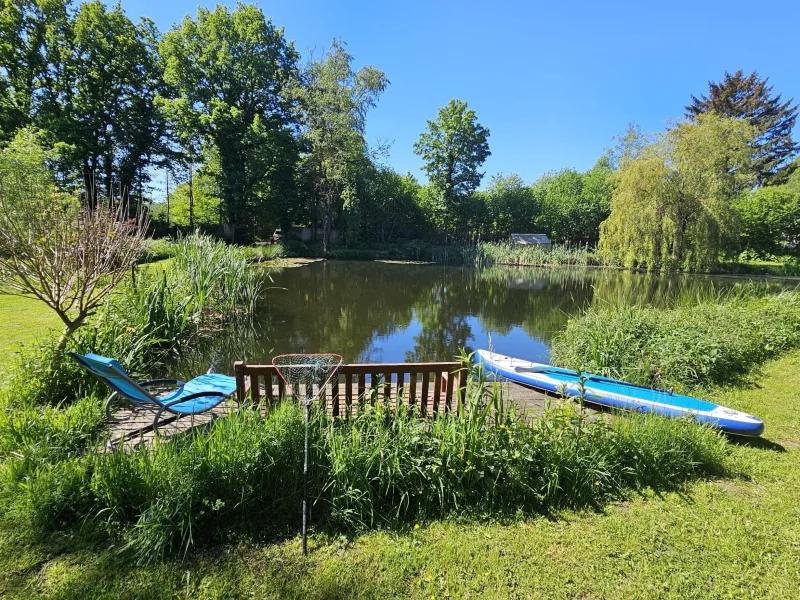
xmin=686 ymin=70 xmax=798 ymax=186
xmin=158 ymin=2 xmax=300 ymax=241
xmin=414 ymin=99 xmax=490 ymax=241
xmin=600 ymin=114 xmax=757 ymax=270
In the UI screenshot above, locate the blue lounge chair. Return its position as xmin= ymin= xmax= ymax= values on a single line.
xmin=69 ymin=352 xmax=238 ymax=434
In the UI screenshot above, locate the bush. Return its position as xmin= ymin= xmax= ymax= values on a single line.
xmin=0 ymin=371 xmax=729 ymax=563
xmin=550 ymin=291 xmax=800 ymax=390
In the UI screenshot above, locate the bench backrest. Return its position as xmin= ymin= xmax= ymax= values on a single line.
xmin=234 ymin=361 xmax=466 ymax=416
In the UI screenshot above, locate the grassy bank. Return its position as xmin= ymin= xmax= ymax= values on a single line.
xmin=551 ymin=290 xmax=800 ymax=391
xmin=0 ymin=350 xmax=798 ymax=599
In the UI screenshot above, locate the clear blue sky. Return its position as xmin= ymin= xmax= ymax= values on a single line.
xmin=119 ymin=0 xmax=800 ymax=187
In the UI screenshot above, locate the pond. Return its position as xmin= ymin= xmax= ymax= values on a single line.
xmin=191 ymin=260 xmax=790 ymax=375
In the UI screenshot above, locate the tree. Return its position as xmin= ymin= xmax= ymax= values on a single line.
xmin=413 ymin=99 xmax=490 ymax=241
xmin=152 ymin=170 xmax=221 ymax=228
xmin=357 ymin=166 xmax=423 ymax=243
xmin=0 ymin=129 xmax=148 ymax=349
xmin=734 ymin=185 xmax=800 ymax=256
xmin=686 ymin=70 xmax=799 ymax=185
xmin=600 ymin=114 xmax=757 ymax=270
xmin=484 ymin=173 xmax=537 ymax=240
xmin=534 ymin=164 xmax=612 ymax=245
xmin=0 ymin=0 xmax=69 ymax=141
xmin=158 ymin=3 xmax=300 ymax=241
xmin=295 ymin=39 xmax=388 ymax=253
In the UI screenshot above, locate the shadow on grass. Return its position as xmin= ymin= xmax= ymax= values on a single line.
xmin=726 ymin=435 xmax=786 ymax=452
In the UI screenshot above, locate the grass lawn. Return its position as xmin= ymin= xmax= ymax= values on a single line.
xmin=0 ymin=302 xmax=798 ymax=598
xmin=0 ymin=295 xmax=61 ymax=373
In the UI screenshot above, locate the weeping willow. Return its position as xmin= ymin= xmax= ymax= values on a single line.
xmin=600 ymin=114 xmax=756 ymax=271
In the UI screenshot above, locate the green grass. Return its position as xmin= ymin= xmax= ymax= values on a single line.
xmin=0 ymin=352 xmax=797 ymax=598
xmin=0 ymin=295 xmax=61 ymax=372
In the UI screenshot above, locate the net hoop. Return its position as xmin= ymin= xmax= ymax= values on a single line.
xmin=272 ymin=353 xmax=343 ymax=405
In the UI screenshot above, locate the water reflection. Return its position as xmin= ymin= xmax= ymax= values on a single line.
xmin=195 ymin=261 xmax=791 ymax=374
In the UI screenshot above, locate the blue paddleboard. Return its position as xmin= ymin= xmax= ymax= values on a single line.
xmin=476 ymin=349 xmax=764 ymax=437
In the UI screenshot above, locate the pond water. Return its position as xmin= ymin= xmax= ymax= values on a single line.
xmin=191 ymin=261 xmax=790 ymax=375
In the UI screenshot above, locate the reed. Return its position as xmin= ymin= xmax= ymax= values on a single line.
xmin=551 ymin=290 xmax=800 ymax=390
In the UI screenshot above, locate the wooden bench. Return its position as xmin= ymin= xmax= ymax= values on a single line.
xmin=233 ymin=361 xmax=467 ymax=416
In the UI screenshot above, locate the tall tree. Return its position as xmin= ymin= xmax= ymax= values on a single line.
xmin=0 ymin=0 xmax=69 ymax=140
xmin=600 ymin=114 xmax=756 ymax=270
xmin=158 ymin=3 xmax=300 ymax=241
xmin=686 ymin=70 xmax=798 ymax=185
xmin=296 ymin=39 xmax=388 ymax=253
xmin=484 ymin=173 xmax=537 ymax=240
xmin=413 ymin=99 xmax=490 ymax=241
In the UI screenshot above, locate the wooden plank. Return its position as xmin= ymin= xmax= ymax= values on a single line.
xmin=234 ymin=361 xmax=245 ymax=404
xmin=420 ymin=373 xmax=429 ymax=415
xmin=384 ymin=372 xmax=392 ymax=403
xmin=445 ymin=370 xmax=455 ymax=411
xmin=277 ymin=377 xmax=285 ymax=400
xmin=433 ymin=370 xmax=443 ymax=413
xmin=265 ymin=374 xmax=274 ymax=403
xmin=396 ymin=371 xmax=407 ymax=405
xmin=357 ymin=374 xmax=365 ymax=405
xmin=409 ymin=372 xmax=418 ymax=408
xmin=340 ymin=362 xmax=459 ymax=375
xmin=251 ymin=373 xmax=261 ymax=405
xmin=332 ymin=374 xmax=341 ymax=417
xmin=370 ymin=373 xmax=379 ymax=404
xmin=345 ymin=372 xmax=353 ymax=416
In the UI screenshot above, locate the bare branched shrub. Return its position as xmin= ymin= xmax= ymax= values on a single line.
xmin=0 ymin=129 xmax=149 ymax=348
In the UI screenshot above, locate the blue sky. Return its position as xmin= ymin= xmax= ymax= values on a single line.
xmin=119 ymin=0 xmax=800 ymax=187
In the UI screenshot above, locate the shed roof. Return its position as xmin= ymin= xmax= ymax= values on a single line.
xmin=511 ymin=233 xmax=551 ymax=245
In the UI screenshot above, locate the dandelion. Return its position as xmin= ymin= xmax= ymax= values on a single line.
xmin=567 ymin=318 xmax=573 ymax=323
xmin=414 ymin=523 xmax=420 ymax=530
xmin=426 ymin=574 xmax=433 ymax=582
xmin=459 ymin=453 xmax=464 ymax=458
xmin=484 ymin=571 xmax=490 ymax=577
xmin=466 ymin=460 xmax=471 ymax=466
xmin=125 ymin=326 xmax=136 ymax=333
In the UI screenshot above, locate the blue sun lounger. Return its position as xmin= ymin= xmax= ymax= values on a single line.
xmin=69 ymin=352 xmax=238 ymax=434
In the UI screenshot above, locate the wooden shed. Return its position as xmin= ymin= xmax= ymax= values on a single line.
xmin=511 ymin=233 xmax=551 ymax=248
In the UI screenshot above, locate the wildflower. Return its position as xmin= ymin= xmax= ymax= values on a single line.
xmin=125 ymin=326 xmax=135 ymax=333
xmin=567 ymin=318 xmax=573 ymax=324
xmin=466 ymin=460 xmax=471 ymax=466
xmin=449 ymin=468 xmax=455 ymax=474
xmin=426 ymin=574 xmax=433 ymax=582
xmin=414 ymin=523 xmax=420 ymax=530
xmin=459 ymin=453 xmax=464 ymax=458
xmin=418 ymin=489 xmax=422 ymax=495
xmin=595 ymin=481 xmax=600 ymax=486
xmin=484 ymin=571 xmax=490 ymax=577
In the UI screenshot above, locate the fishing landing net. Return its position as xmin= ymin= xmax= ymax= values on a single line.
xmin=272 ymin=353 xmax=342 ymax=556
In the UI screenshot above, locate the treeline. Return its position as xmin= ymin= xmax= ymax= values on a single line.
xmin=0 ymin=0 xmax=611 ymax=248
xmin=1 ymin=2 xmax=798 ymax=265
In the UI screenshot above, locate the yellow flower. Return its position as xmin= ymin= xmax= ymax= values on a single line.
xmin=449 ymin=468 xmax=455 ymax=474
xmin=414 ymin=523 xmax=420 ymax=530
xmin=418 ymin=489 xmax=422 ymax=495
xmin=484 ymin=571 xmax=490 ymax=577
xmin=567 ymin=319 xmax=573 ymax=324
xmin=458 ymin=453 xmax=464 ymax=458
xmin=595 ymin=481 xmax=600 ymax=486
xmin=466 ymin=460 xmax=471 ymax=466
xmin=425 ymin=574 xmax=433 ymax=582
xmin=125 ymin=326 xmax=135 ymax=333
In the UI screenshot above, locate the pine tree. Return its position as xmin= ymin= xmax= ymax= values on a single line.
xmin=686 ymin=70 xmax=798 ymax=186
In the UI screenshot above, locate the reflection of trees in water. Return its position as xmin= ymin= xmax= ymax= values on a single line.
xmin=182 ymin=262 xmax=774 ymax=370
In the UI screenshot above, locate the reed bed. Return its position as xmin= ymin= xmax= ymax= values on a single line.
xmin=0 ymin=367 xmax=729 ymax=563
xmin=551 ymin=290 xmax=800 ymax=390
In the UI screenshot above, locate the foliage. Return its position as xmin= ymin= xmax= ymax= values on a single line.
xmin=599 ymin=114 xmax=757 ymax=271
xmin=157 ymin=3 xmax=300 ymax=241
xmin=536 ymin=165 xmax=613 ymax=245
xmin=0 ymin=0 xmax=168 ymax=204
xmin=0 ymin=129 xmax=149 ymax=348
xmin=479 ymin=173 xmax=537 ymax=240
xmin=551 ymin=290 xmax=800 ymax=390
xmin=686 ymin=70 xmax=799 ymax=185
xmin=413 ymin=99 xmax=490 ymax=241
xmin=151 ymin=170 xmax=222 ymax=228
xmin=0 ymin=366 xmax=728 ymax=563
xmin=295 ymin=39 xmax=388 ymax=252
xmin=734 ymin=184 xmax=800 ymax=256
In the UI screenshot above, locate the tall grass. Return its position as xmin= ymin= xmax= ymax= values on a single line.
xmin=551 ymin=290 xmax=800 ymax=390
xmin=0 ymin=367 xmax=729 ymax=563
